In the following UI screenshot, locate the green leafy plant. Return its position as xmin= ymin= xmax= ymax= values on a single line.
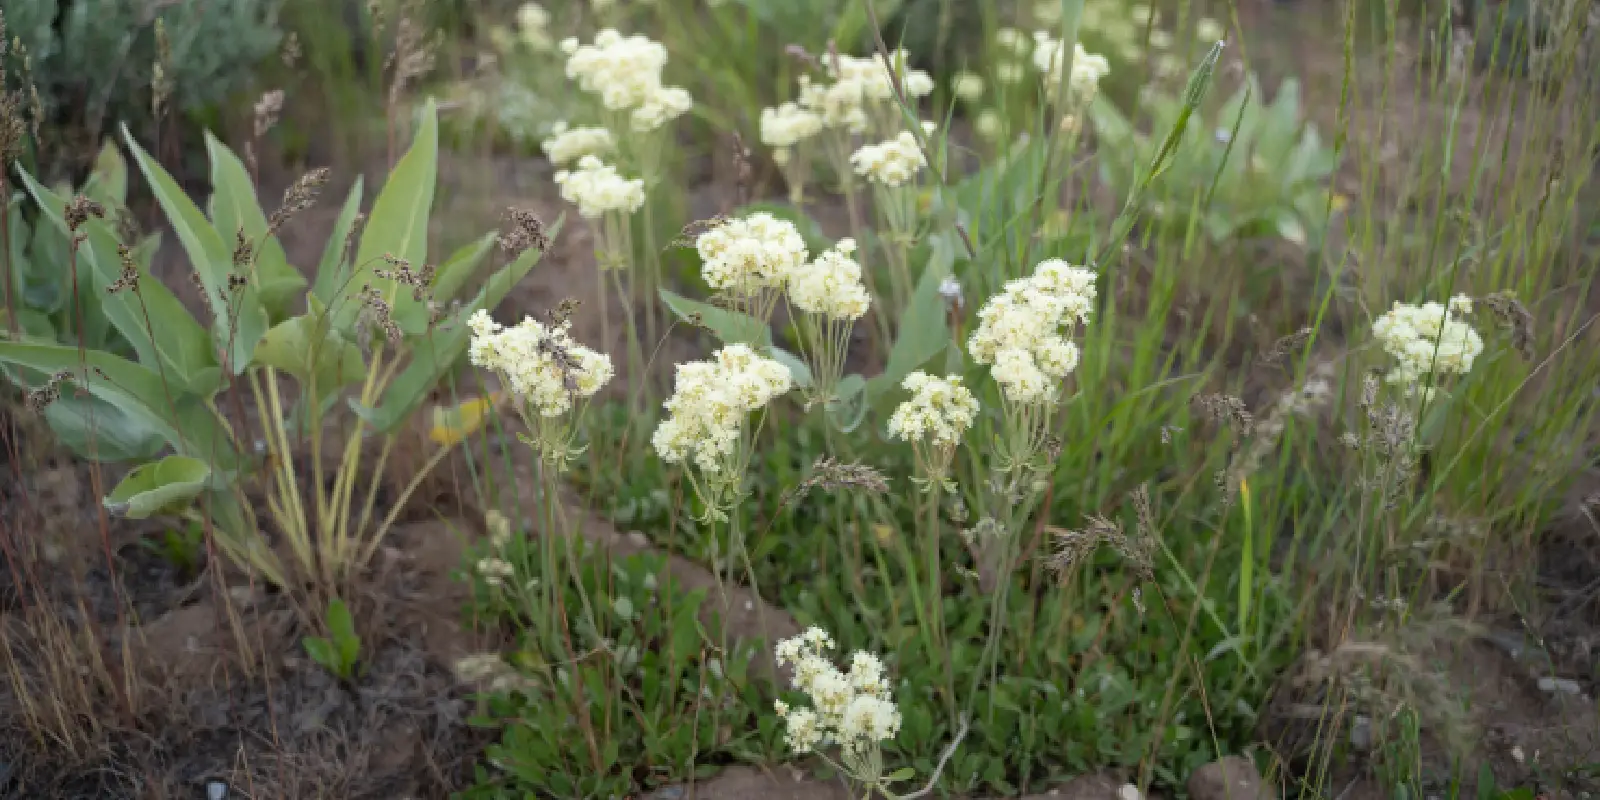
xmin=138 ymin=521 xmax=206 ymax=580
xmin=1 ymin=140 xmax=142 ymax=357
xmin=3 ymin=0 xmax=283 ymax=149
xmin=0 ymin=101 xmax=558 ymax=594
xmin=1089 ymin=75 xmax=1338 ymax=246
xmin=460 ymin=537 xmax=767 ymax=798
xmin=302 ymin=597 xmax=361 ymax=681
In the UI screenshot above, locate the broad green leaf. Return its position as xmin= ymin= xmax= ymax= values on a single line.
xmin=866 ymin=237 xmax=953 ymax=402
xmin=16 ymin=168 xmax=221 ymax=395
xmin=826 ymin=373 xmax=868 ymax=433
xmin=312 ymin=176 xmax=365 ymax=304
xmin=339 ymin=100 xmax=438 ymax=336
xmin=252 ymin=309 xmax=367 ymax=397
xmin=0 ymin=308 xmax=55 ymax=339
xmin=658 ymin=289 xmax=770 ymax=346
xmin=84 ymin=139 xmax=128 ymax=207
xmin=0 ymin=341 xmax=237 ymax=471
xmin=121 ymin=127 xmax=270 ymax=374
xmin=884 ymin=767 xmax=917 ymax=783
xmin=204 ymin=131 xmax=306 ymax=319
xmin=327 ymin=597 xmax=357 ymax=648
xmin=104 ymin=455 xmax=211 ymax=519
xmin=349 ymin=217 xmax=560 ymax=433
xmin=658 ymin=289 xmax=812 ymax=384
xmin=422 ymin=232 xmax=497 ymax=312
xmin=42 ymin=393 xmax=167 ymax=462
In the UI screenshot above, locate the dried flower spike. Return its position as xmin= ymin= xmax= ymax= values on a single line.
xmin=24 ymin=370 xmax=73 ymax=412
xmin=358 ymin=284 xmax=403 ymax=346
xmin=268 ymin=167 xmax=331 ymax=233
xmin=253 ymin=90 xmax=285 ymax=140
xmin=499 ymin=208 xmax=550 ymax=255
xmin=106 ymin=245 xmax=140 ymax=294
xmin=64 ymin=196 xmax=106 ymax=232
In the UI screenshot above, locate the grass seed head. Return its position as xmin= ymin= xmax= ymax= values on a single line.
xmin=23 ymin=370 xmax=73 ymax=413
xmin=499 ymin=207 xmax=550 ymax=255
xmin=63 ymin=196 xmax=106 ymax=232
xmin=1479 ymin=290 xmax=1535 ymax=360
xmin=269 ymin=167 xmax=331 ymax=233
xmin=106 ymin=245 xmax=140 ymax=294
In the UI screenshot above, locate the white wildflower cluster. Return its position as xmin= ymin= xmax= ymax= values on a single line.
xmin=468 ymin=310 xmax=614 ymax=417
xmin=772 ymin=627 xmax=900 ymax=756
xmin=850 ymin=130 xmax=927 ymax=187
xmin=630 ymin=85 xmax=695 ymax=132
xmin=1371 ymin=295 xmax=1483 ymax=396
xmin=553 ymin=155 xmax=646 ymax=219
xmin=1031 ymin=33 xmax=1112 ymax=102
xmin=787 ymin=239 xmax=870 ymax=321
xmin=559 ymin=30 xmax=693 ymax=130
xmin=760 ymin=102 xmax=824 ymax=165
xmin=541 ymin=122 xmax=615 ymax=166
xmin=515 ymin=3 xmax=553 ymax=51
xmin=795 ymin=50 xmax=935 ymax=134
xmin=475 ymin=557 xmax=515 ymax=588
xmin=887 ymin=372 xmax=979 ymax=448
xmin=695 ymin=213 xmax=810 ymax=298
xmin=968 ymin=259 xmax=1098 ymax=405
xmin=652 ymin=345 xmax=793 ymax=476
xmin=455 ymin=652 xmax=534 ymax=693
xmin=951 ymin=71 xmax=985 ymax=102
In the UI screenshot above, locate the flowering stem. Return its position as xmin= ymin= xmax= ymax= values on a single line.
xmin=922 ymin=487 xmax=957 ymax=723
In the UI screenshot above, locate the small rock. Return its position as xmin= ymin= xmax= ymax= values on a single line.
xmin=1349 ymin=714 xmax=1373 ymax=749
xmin=1025 ymin=773 xmax=1127 ymax=800
xmin=1188 ymin=757 xmax=1274 ymax=800
xmin=1537 ymin=676 xmax=1583 ymax=695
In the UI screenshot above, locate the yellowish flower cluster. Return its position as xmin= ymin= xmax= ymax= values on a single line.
xmin=515 ymin=3 xmax=553 ymax=51
xmin=695 ymin=213 xmax=810 ymax=297
xmin=468 ymin=310 xmax=614 ymax=417
xmin=951 ymin=71 xmax=985 ymax=102
xmin=652 ymin=345 xmax=793 ymax=476
xmin=887 ymin=372 xmax=979 ymax=448
xmin=553 ymin=155 xmax=646 ymax=219
xmin=1372 ymin=295 xmax=1483 ymax=397
xmin=1031 ymin=33 xmax=1112 ymax=102
xmin=773 ymin=627 xmax=900 ymax=755
xmin=541 ymin=121 xmax=615 ymax=166
xmin=850 ymin=130 xmax=927 ymax=188
xmin=787 ymin=239 xmax=870 ymax=321
xmin=559 ymin=29 xmax=693 ymax=131
xmin=760 ymin=102 xmax=824 ymax=165
xmin=969 ymin=259 xmax=1098 ymax=405
xmin=794 ymin=50 xmax=935 ymax=134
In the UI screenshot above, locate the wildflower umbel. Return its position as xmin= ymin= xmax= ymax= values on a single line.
xmin=1031 ymin=33 xmax=1112 ymax=103
xmin=850 ymin=130 xmax=928 ymax=188
xmin=560 ymin=30 xmax=672 ymax=111
xmin=773 ymin=628 xmax=901 ymax=772
xmin=469 ymin=309 xmax=613 ymax=467
xmin=797 ymin=49 xmax=934 ymax=135
xmin=970 ymin=259 xmax=1096 ymax=405
xmin=553 ymin=156 xmax=646 ymax=220
xmin=1371 ymin=295 xmax=1483 ymax=402
xmin=969 ymin=259 xmax=1097 ymax=470
xmin=787 ymin=238 xmax=870 ymax=406
xmin=694 ymin=213 xmax=809 ymax=320
xmin=541 ymin=121 xmax=615 ymax=166
xmin=888 ymin=372 xmax=979 ymax=489
xmin=652 ymin=345 xmax=792 ymax=519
